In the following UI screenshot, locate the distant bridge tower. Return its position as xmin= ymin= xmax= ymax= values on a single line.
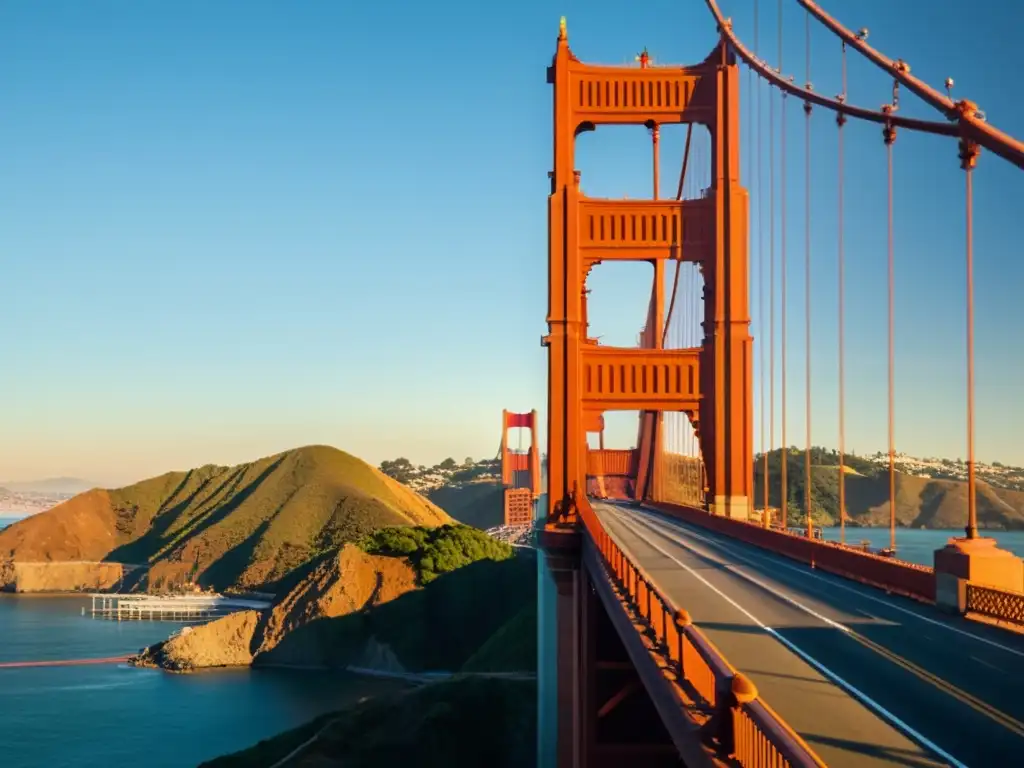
xmin=500 ymin=409 xmax=541 ymax=527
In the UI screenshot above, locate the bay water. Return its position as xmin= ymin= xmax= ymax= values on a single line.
xmin=3 ymin=515 xmax=1023 ymax=767
xmin=0 ymin=516 xmax=405 ymax=768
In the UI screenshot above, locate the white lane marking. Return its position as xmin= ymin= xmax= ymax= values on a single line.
xmin=635 ymin=505 xmax=1024 ymax=660
xmin=604 ymin=507 xmax=967 ymax=768
xmin=620 ymin=510 xmax=854 ymax=633
xmin=970 ymin=655 xmax=999 ymax=671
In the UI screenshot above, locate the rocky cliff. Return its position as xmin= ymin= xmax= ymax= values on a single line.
xmin=131 ymin=525 xmax=535 ymax=675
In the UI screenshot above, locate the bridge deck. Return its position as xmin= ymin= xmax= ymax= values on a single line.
xmin=593 ymin=501 xmax=1024 ymax=768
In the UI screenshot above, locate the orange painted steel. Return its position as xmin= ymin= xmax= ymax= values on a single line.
xmin=582 ymin=346 xmax=701 ymax=413
xmin=965 ymin=583 xmax=1024 ymax=628
xmin=582 ymin=410 xmax=604 ymax=434
xmin=702 ymin=1 xmax=958 ymax=138
xmin=506 ymin=453 xmax=531 ymax=473
xmin=503 ymin=488 xmax=534 ymax=528
xmin=578 ymin=497 xmax=826 ymax=767
xmin=586 ymin=449 xmax=636 ymax=477
xmin=586 ymin=448 xmax=637 ymax=500
xmin=500 ymin=409 xmax=540 ymax=500
xmin=651 ymin=501 xmax=936 ymax=602
xmin=579 ymin=197 xmax=713 ymax=266
xmin=545 ymin=22 xmax=753 ymax=524
xmin=836 ymin=44 xmax=848 ymax=545
xmin=794 ymin=0 xmax=1024 ymax=169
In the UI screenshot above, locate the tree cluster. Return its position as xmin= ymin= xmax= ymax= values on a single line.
xmin=357 ymin=524 xmax=514 ymax=584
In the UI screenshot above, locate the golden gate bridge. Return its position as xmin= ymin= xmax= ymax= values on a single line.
xmin=499 ymin=1 xmax=1024 ymax=765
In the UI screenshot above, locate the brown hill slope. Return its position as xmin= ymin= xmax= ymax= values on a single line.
xmin=135 ymin=544 xmax=420 ymax=671
xmin=838 ymin=469 xmax=1024 ymax=529
xmin=131 ymin=525 xmax=533 ymax=675
xmin=0 ymin=446 xmax=450 ymax=591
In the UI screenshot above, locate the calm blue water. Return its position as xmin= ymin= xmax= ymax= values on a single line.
xmin=0 ymin=596 xmax=404 ymax=768
xmin=816 ymin=527 xmax=1024 ymax=565
xmin=4 ymin=513 xmax=1023 ymax=768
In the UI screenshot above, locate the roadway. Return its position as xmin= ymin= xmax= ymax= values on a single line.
xmin=592 ymin=501 xmax=1024 ymax=768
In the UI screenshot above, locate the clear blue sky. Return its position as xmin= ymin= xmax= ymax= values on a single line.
xmin=1 ymin=0 xmax=1021 ymax=487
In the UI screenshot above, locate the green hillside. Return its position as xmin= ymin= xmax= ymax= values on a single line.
xmin=0 ymin=445 xmax=450 ymax=592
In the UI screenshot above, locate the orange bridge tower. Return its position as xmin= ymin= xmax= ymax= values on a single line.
xmin=543 ymin=20 xmax=753 ymax=526
xmin=540 ymin=18 xmax=753 ymax=768
xmin=500 ymin=409 xmax=541 ymax=526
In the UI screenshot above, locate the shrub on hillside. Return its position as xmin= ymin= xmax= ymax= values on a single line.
xmin=379 ymin=458 xmax=417 ymax=484
xmin=358 ymin=524 xmax=513 ymax=583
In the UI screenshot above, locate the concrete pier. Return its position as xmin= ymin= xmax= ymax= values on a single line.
xmin=88 ymin=593 xmax=270 ymax=622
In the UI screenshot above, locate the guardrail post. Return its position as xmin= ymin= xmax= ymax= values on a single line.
xmin=724 ymin=673 xmax=758 ymax=757
xmin=674 ymin=609 xmax=691 ymax=679
xmin=702 ymin=672 xmax=758 ymax=755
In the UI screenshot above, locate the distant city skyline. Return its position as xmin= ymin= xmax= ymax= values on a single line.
xmin=1 ymin=0 xmax=1021 ymax=485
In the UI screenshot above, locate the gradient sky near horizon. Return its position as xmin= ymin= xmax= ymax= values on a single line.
xmin=1 ymin=0 xmax=1021 ymax=487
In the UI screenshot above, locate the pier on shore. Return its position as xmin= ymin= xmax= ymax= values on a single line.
xmin=88 ymin=593 xmax=271 ymax=622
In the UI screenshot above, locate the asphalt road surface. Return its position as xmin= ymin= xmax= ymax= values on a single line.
xmin=593 ymin=501 xmax=1024 ymax=768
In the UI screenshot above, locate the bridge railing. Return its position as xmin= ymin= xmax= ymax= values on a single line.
xmin=577 ymin=497 xmax=825 ymax=767
xmin=650 ymin=502 xmax=936 ymax=602
xmin=965 ymin=582 xmax=1024 ymax=628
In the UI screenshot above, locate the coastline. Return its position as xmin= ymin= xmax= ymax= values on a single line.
xmin=4 ymin=526 xmax=1023 ymax=600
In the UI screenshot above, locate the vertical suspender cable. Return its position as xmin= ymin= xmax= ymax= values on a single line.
xmin=701 ymin=136 xmax=710 ymax=504
xmin=694 ymin=138 xmax=705 ymax=503
xmin=884 ymin=117 xmax=897 ymax=554
xmin=804 ymin=10 xmax=814 ymax=539
xmin=648 ymin=123 xmax=661 ymax=501
xmin=689 ymin=263 xmax=698 ymax=502
xmin=664 ymin=126 xmax=694 ymax=347
xmin=780 ymin=94 xmax=789 ymax=528
xmin=837 ymin=43 xmax=848 ymax=544
xmin=961 ymin=139 xmax=980 ymax=540
xmin=778 ymin=0 xmax=788 ymax=530
xmin=754 ymin=0 xmax=769 ymax=525
xmin=747 ymin=3 xmax=757 ymax=519
xmin=662 ymin=125 xmax=695 ymax=504
xmin=769 ymin=79 xmax=777 ymax=527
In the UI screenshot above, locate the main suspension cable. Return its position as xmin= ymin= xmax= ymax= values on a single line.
xmin=702 ymin=0 xmax=958 ymax=138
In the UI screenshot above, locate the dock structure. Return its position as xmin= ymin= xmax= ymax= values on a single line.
xmin=88 ymin=593 xmax=271 ymax=622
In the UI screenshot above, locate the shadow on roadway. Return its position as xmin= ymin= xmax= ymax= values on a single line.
xmin=801 ymin=734 xmax=947 ymax=768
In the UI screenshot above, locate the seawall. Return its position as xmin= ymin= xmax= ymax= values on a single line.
xmin=0 ymin=560 xmax=129 ymax=593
